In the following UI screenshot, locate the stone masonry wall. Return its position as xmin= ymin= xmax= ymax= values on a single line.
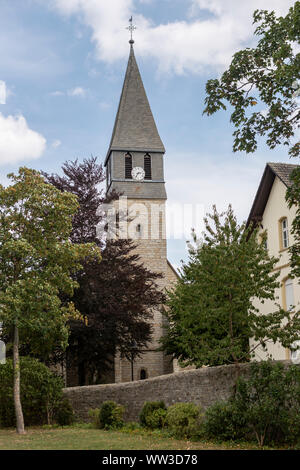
xmin=64 ymin=362 xmax=291 ymax=422
xmin=113 ymin=198 xmax=172 ymax=382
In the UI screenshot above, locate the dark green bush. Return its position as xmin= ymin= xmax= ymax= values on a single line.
xmin=98 ymin=401 xmax=125 ymax=430
xmin=55 ymin=398 xmax=75 ymax=426
xmin=234 ymin=361 xmax=300 ymax=447
xmin=145 ymin=408 xmax=167 ymax=430
xmin=204 ymin=361 xmax=300 ymax=447
xmin=204 ymin=400 xmax=247 ymax=441
xmin=166 ymin=402 xmax=203 ymax=439
xmin=139 ymin=401 xmax=167 ymax=428
xmin=0 ymin=357 xmax=65 ymax=427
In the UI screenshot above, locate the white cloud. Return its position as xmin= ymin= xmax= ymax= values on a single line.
xmin=0 ymin=81 xmax=7 ymax=104
xmin=0 ymin=113 xmax=46 ymax=165
xmin=52 ymin=139 xmax=61 ymax=148
xmin=68 ymin=86 xmax=87 ymax=97
xmin=49 ymin=0 xmax=294 ymax=75
xmin=51 ymin=87 xmax=87 ymax=97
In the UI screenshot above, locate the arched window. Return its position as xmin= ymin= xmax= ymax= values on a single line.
xmin=140 ymin=369 xmax=147 ymax=380
xmin=280 ymin=217 xmax=289 ymax=249
xmin=144 ymin=154 xmax=152 ymax=180
xmin=125 ymin=153 xmax=132 ymax=179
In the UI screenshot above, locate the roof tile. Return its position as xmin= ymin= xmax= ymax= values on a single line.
xmin=105 ymin=45 xmax=165 ymax=164
xmin=267 ymin=162 xmax=299 ymax=187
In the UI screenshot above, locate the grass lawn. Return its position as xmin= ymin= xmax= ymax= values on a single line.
xmin=0 ymin=424 xmax=271 ymax=450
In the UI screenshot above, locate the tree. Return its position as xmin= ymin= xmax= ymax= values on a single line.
xmin=43 ymin=158 xmax=165 ymax=384
xmin=0 ymin=168 xmax=100 ymax=433
xmin=286 ymin=166 xmax=300 ymax=345
xmin=286 ymin=167 xmax=300 ymax=279
xmin=161 ymin=206 xmax=300 ymax=368
xmin=203 ymin=2 xmax=300 ymax=158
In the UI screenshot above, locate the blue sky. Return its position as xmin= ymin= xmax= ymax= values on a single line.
xmin=0 ymin=0 xmax=296 ymax=269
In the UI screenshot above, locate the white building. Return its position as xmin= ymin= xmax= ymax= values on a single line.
xmin=247 ymin=162 xmax=300 ymax=361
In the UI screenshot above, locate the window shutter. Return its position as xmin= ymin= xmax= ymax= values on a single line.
xmin=144 ymin=154 xmax=152 ymax=180
xmin=125 ymin=153 xmax=132 ymax=179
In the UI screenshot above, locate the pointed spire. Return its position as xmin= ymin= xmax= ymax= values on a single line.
xmin=105 ymin=43 xmax=165 ymax=164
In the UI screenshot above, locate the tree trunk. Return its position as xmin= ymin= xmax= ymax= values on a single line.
xmin=13 ymin=324 xmax=25 ymax=434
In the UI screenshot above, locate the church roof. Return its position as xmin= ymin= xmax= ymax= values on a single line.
xmin=105 ymin=44 xmax=165 ymax=165
xmin=246 ymin=162 xmax=299 ymax=227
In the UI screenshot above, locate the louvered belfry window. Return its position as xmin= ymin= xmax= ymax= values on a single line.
xmin=144 ymin=153 xmax=152 ymax=180
xmin=125 ymin=153 xmax=132 ymax=179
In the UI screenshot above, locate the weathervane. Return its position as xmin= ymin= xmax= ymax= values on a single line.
xmin=127 ymin=16 xmax=136 ymax=44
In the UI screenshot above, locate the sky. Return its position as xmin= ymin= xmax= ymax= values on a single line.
xmin=0 ymin=0 xmax=297 ymax=270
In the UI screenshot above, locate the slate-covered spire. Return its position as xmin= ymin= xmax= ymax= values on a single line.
xmin=105 ymin=43 xmax=165 ymax=164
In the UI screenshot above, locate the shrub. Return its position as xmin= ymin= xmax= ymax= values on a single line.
xmin=139 ymin=401 xmax=167 ymax=428
xmin=55 ymin=398 xmax=75 ymax=426
xmin=204 ymin=361 xmax=300 ymax=447
xmin=166 ymin=402 xmax=203 ymax=439
xmin=234 ymin=361 xmax=300 ymax=447
xmin=145 ymin=408 xmax=167 ymax=430
xmin=98 ymin=401 xmax=125 ymax=430
xmin=204 ymin=401 xmax=247 ymax=441
xmin=0 ymin=357 xmax=65 ymax=427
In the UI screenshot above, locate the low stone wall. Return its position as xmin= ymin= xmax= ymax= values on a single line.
xmin=63 ymin=361 xmax=292 ymax=422
xmin=63 ymin=363 xmax=242 ymax=422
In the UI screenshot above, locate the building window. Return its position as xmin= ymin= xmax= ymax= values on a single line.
xmin=144 ymin=154 xmax=152 ymax=180
xmin=125 ymin=153 xmax=132 ymax=179
xmin=140 ymin=369 xmax=147 ymax=380
xmin=290 ymin=340 xmax=300 ymax=363
xmin=281 ymin=217 xmax=289 ymax=249
xmin=285 ymin=278 xmax=294 ymax=311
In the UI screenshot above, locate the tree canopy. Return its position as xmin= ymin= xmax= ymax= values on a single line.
xmin=287 ymin=167 xmax=300 ymax=279
xmin=43 ymin=158 xmax=165 ymax=385
xmin=161 ymin=206 xmax=300 ymax=368
xmin=0 ymin=168 xmax=100 ymax=433
xmin=204 ymin=2 xmax=300 ymax=158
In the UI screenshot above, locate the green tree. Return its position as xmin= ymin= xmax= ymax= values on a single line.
xmin=43 ymin=158 xmax=165 ymax=385
xmin=286 ymin=167 xmax=300 ymax=347
xmin=161 ymin=206 xmax=300 ymax=368
xmin=203 ymin=2 xmax=300 ymax=158
xmin=286 ymin=167 xmax=300 ymax=278
xmin=0 ymin=168 xmax=100 ymax=434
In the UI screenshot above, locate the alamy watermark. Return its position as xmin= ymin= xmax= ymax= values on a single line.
xmin=96 ymin=196 xmax=205 ymax=242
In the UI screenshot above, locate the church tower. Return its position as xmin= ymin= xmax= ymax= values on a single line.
xmin=105 ymin=36 xmax=177 ymax=382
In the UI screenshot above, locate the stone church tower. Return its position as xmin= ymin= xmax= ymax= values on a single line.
xmin=104 ymin=40 xmax=178 ymax=383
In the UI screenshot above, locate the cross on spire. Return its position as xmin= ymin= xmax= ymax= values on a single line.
xmin=127 ymin=16 xmax=136 ymax=44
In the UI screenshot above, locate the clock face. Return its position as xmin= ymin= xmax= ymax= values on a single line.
xmin=131 ymin=166 xmax=145 ymax=181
